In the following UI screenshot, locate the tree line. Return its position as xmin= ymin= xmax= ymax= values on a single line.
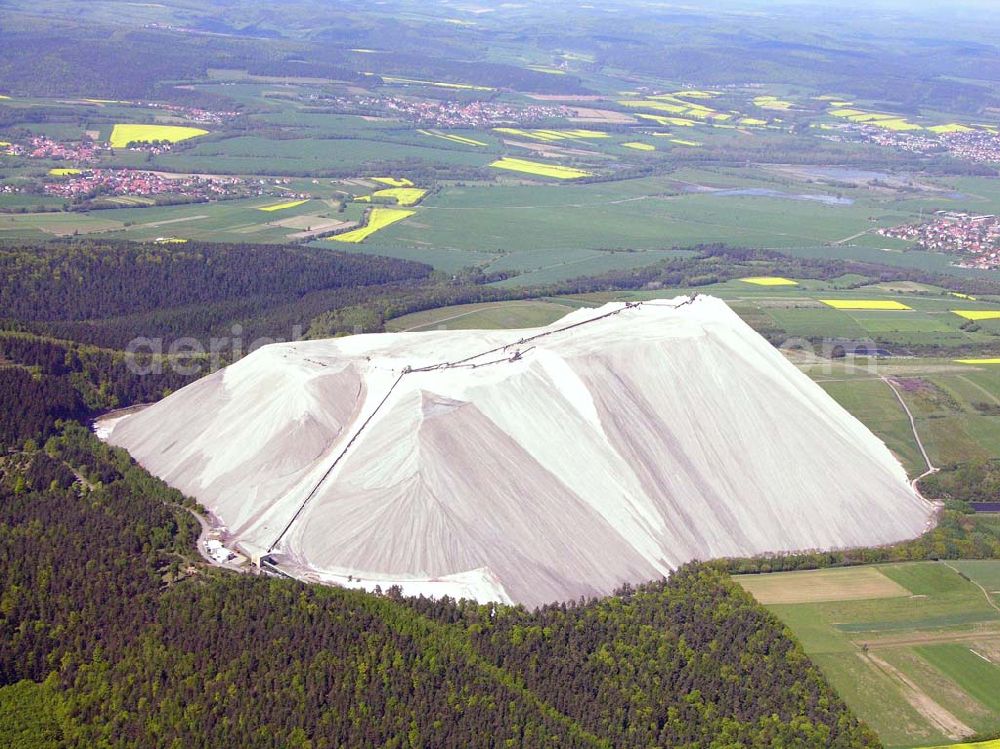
xmin=0 ymin=238 xmax=433 ymax=350
xmin=0 ymin=333 xmax=202 ymax=447
xmin=710 ymin=507 xmax=1000 ymax=576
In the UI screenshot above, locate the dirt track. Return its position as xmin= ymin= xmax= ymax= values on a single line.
xmin=861 ymin=651 xmax=972 ymax=739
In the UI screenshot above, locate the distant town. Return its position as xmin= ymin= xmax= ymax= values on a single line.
xmin=303 ymin=93 xmax=571 ymax=129
xmin=837 ymin=124 xmax=1000 ymax=165
xmin=878 ymin=210 xmax=1000 ymax=269
xmin=41 ymin=169 xmax=260 ymax=202
xmin=5 ymin=135 xmax=109 ymax=162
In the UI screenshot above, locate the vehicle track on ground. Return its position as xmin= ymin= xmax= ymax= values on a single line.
xmin=941 ymin=560 xmax=1000 ymax=614
xmin=881 ymin=375 xmax=938 ymax=492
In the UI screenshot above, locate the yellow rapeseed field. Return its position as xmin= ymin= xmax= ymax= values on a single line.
xmin=671 ymin=90 xmax=718 ymax=99
xmin=49 ymin=168 xmax=82 ymax=175
xmin=928 ymin=123 xmax=973 ymax=134
xmin=488 ymin=157 xmax=592 ymax=179
xmin=109 ymin=124 xmax=208 ymax=148
xmin=357 ymin=188 xmax=427 ymax=206
xmin=741 ymin=277 xmax=798 ymax=286
xmin=846 ymin=113 xmax=899 ymax=123
xmin=753 ymin=95 xmax=794 ymax=110
xmin=954 ymin=358 xmax=1000 ymax=365
xmin=622 ymin=142 xmax=655 ymax=151
xmin=827 ymin=108 xmax=923 ymax=131
xmin=626 ymin=99 xmax=686 ymax=114
xmin=417 ymin=129 xmax=487 ymax=146
xmin=871 ymin=118 xmax=923 ymax=131
xmin=494 ymin=128 xmax=609 ymax=142
xmin=328 ymin=208 xmax=415 ymax=243
xmin=821 ymin=300 xmax=912 ymax=310
xmin=372 ymin=177 xmax=414 ymax=187
xmin=258 ymin=200 xmax=309 ymax=212
xmin=952 ymin=310 xmax=1000 ymax=320
xmin=635 ymin=114 xmax=698 ymax=127
xmin=620 ymin=98 xmax=728 ymax=121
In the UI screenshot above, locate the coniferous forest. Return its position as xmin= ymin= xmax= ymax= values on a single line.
xmin=0 ymin=428 xmax=879 ymax=748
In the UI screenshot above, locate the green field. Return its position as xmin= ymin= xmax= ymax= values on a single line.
xmin=385 ymin=300 xmax=577 ymax=331
xmin=152 ymin=135 xmax=491 ymax=174
xmin=7 ymin=77 xmax=1000 ymax=285
xmin=11 ymin=78 xmax=1000 ymax=284
xmin=738 ymin=560 xmax=1000 ymax=748
xmin=0 ymin=196 xmax=371 ymax=244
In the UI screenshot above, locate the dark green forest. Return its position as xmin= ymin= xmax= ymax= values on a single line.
xmin=3 ymin=0 xmax=999 ymax=115
xmin=0 ymin=239 xmax=433 ymax=349
xmin=0 ymin=14 xmax=585 ymax=101
xmin=0 ymin=426 xmax=879 ymax=748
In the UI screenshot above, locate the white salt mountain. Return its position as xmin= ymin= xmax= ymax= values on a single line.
xmin=107 ymin=297 xmax=933 ymax=607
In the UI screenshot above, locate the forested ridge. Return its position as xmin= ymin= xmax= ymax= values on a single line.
xmin=0 ymin=239 xmax=434 ymax=350
xmin=0 ymin=424 xmax=879 ymax=747
xmin=0 ymin=333 xmax=201 ymax=446
xmin=0 ymin=239 xmax=431 ymax=322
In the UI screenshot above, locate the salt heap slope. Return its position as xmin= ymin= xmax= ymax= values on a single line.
xmin=108 ymin=297 xmax=933 ymax=607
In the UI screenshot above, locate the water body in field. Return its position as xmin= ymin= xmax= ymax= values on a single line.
xmin=796 ymin=166 xmax=895 ymax=182
xmin=707 ymin=187 xmax=854 ymax=205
